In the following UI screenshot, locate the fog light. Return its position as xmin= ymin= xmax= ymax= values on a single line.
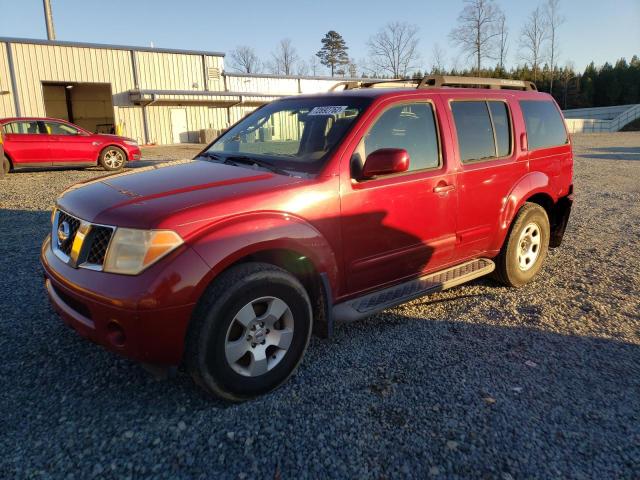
xmin=106 ymin=321 xmax=126 ymax=348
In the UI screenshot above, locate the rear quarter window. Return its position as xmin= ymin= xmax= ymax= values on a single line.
xmin=520 ymin=100 xmax=568 ymax=150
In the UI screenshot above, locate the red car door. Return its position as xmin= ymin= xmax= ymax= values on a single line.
xmin=44 ymin=121 xmax=96 ymax=165
xmin=2 ymin=120 xmax=51 ymax=166
xmin=447 ymin=97 xmax=528 ymax=259
xmin=339 ymin=97 xmax=457 ymax=295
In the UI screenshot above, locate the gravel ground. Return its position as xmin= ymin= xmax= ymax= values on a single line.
xmin=1 ymin=133 xmax=639 ymax=479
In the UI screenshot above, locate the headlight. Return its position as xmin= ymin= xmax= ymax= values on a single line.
xmin=124 ymin=140 xmax=138 ymax=146
xmin=103 ymin=228 xmax=183 ymax=275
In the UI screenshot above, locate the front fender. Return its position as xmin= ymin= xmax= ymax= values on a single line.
xmin=492 ymin=171 xmax=555 ymax=251
xmin=189 ymin=211 xmax=340 ymax=299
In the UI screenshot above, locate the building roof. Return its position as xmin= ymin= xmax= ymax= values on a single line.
xmin=0 ymin=36 xmax=225 ymax=57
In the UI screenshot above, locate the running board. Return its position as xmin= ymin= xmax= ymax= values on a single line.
xmin=333 ymin=258 xmax=495 ymax=323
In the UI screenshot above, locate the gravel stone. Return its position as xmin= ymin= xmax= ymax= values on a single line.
xmin=0 ymin=133 xmax=639 ymax=478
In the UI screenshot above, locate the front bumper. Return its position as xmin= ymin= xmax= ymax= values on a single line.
xmin=41 ymin=235 xmax=210 ymax=365
xmin=126 ymin=145 xmax=142 ymax=161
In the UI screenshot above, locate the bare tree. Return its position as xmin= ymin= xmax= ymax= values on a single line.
xmin=228 ymin=46 xmax=261 ymax=74
xmin=269 ymin=39 xmax=299 ymax=75
xmin=308 ymin=55 xmax=322 ymax=76
xmin=496 ymin=12 xmax=509 ymax=72
xmin=449 ymin=0 xmax=502 ymax=74
xmin=520 ymin=7 xmax=548 ymax=83
xmin=545 ymin=0 xmax=565 ymax=94
xmin=296 ymin=60 xmax=309 ymax=76
xmin=430 ymin=43 xmax=447 ymax=74
xmin=366 ymin=22 xmax=420 ymax=78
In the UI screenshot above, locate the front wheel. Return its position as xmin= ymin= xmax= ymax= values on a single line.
xmin=185 ymin=262 xmax=313 ymax=402
xmin=99 ymin=146 xmax=126 ymax=171
xmin=494 ymin=203 xmax=550 ymax=287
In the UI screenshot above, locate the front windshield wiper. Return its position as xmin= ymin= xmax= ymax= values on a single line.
xmin=225 ymin=155 xmax=293 ymax=177
xmin=198 ymin=151 xmax=292 ymax=177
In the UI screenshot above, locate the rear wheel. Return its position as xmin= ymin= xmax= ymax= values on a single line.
xmin=185 ymin=262 xmax=313 ymax=402
xmin=99 ymin=146 xmax=126 ymax=171
xmin=494 ymin=203 xmax=550 ymax=287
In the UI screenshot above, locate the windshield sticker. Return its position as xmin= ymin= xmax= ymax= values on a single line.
xmin=308 ymin=106 xmax=348 ymax=116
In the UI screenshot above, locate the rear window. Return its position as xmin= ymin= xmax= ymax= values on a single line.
xmin=4 ymin=121 xmax=45 ymax=135
xmin=520 ymin=100 xmax=568 ymax=150
xmin=451 ymin=100 xmax=512 ymax=163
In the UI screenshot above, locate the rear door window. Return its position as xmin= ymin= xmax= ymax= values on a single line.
xmin=520 ymin=100 xmax=568 ymax=150
xmin=451 ymin=101 xmax=512 ymax=163
xmin=4 ymin=121 xmax=45 ymax=135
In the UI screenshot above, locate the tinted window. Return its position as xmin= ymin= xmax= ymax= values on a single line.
xmin=362 ymin=103 xmax=439 ymax=172
xmin=489 ymin=102 xmax=511 ymax=157
xmin=45 ymin=122 xmax=79 ymax=135
xmin=451 ymin=101 xmax=495 ymax=162
xmin=520 ymin=100 xmax=568 ymax=150
xmin=4 ymin=121 xmax=44 ymax=135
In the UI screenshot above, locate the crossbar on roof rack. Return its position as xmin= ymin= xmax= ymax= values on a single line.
xmin=418 ymin=75 xmax=537 ymax=91
xmin=328 ymin=75 xmax=537 ymax=92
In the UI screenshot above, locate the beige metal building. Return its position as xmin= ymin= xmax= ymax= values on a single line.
xmin=0 ymin=37 xmax=342 ymax=145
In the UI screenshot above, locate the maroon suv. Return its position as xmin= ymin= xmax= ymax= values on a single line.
xmin=41 ymin=76 xmax=573 ymax=401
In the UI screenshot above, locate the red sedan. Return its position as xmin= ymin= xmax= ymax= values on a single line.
xmin=0 ymin=117 xmax=141 ymax=174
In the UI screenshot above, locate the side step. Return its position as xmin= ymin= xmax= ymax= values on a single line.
xmin=333 ymin=258 xmax=495 ymax=323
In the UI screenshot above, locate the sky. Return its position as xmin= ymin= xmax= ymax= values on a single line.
xmin=0 ymin=0 xmax=638 ymax=75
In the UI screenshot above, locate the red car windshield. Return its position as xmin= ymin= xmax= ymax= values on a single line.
xmin=204 ymin=97 xmax=371 ymax=175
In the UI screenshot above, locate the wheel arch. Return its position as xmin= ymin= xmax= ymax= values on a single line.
xmin=3 ymin=149 xmax=14 ymax=170
xmin=188 ymin=212 xmax=340 ymax=334
xmin=492 ymin=171 xmax=557 ymax=251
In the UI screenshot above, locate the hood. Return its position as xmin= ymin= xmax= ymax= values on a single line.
xmin=94 ymin=133 xmax=136 ymax=143
xmin=56 ymin=159 xmax=304 ymax=229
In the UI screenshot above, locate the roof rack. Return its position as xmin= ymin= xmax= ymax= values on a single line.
xmin=328 ymin=75 xmax=537 ymax=92
xmin=418 ymin=75 xmax=537 ymax=91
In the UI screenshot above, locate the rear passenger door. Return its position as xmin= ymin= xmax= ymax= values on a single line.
xmin=2 ymin=121 xmax=51 ymax=166
xmin=449 ymin=99 xmax=528 ymax=258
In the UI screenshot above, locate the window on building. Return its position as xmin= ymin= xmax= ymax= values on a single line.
xmin=451 ymin=100 xmax=513 ymax=162
xmin=520 ymin=100 xmax=568 ymax=150
xmin=358 ymin=102 xmax=440 ymax=175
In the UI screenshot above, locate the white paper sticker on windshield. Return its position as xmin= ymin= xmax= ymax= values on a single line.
xmin=308 ymin=106 xmax=348 ymax=116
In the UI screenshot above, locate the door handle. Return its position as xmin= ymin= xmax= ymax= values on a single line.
xmin=433 ymin=183 xmax=455 ymax=193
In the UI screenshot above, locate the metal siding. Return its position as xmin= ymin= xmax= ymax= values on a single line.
xmin=0 ymin=43 xmax=16 ymax=117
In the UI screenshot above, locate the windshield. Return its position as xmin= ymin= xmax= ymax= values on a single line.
xmin=204 ymin=97 xmax=371 ymax=175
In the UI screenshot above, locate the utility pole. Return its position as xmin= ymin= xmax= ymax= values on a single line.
xmin=43 ymin=0 xmax=56 ymax=40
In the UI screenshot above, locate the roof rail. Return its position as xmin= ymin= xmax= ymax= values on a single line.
xmin=417 ymin=75 xmax=537 ymax=91
xmin=329 ymin=79 xmax=420 ymax=91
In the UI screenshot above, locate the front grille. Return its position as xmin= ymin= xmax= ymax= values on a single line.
xmin=52 ymin=209 xmax=115 ymax=270
xmin=57 ymin=211 xmax=81 ymax=255
xmin=86 ymin=226 xmax=113 ymax=265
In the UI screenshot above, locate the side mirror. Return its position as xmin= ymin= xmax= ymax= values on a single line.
xmin=362 ymin=148 xmax=410 ymax=178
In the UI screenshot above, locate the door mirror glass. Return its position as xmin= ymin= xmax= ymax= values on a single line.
xmin=362 ymin=148 xmax=410 ymax=178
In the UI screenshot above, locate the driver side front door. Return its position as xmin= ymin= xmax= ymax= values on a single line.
xmin=339 ymin=98 xmax=458 ymax=296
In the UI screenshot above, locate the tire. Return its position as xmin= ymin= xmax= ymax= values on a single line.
xmin=494 ymin=203 xmax=550 ymax=287
xmin=185 ymin=262 xmax=313 ymax=402
xmin=1 ymin=154 xmax=9 ymax=177
xmin=99 ymin=146 xmax=127 ymax=171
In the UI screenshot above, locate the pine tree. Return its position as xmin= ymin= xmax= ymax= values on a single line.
xmin=316 ymin=31 xmax=349 ymax=77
